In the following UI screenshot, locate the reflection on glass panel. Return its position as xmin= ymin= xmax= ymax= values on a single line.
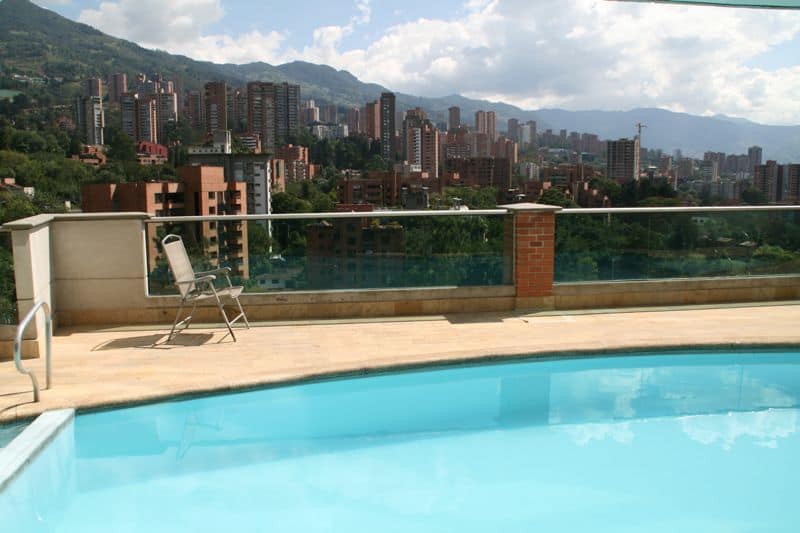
xmin=555 ymin=210 xmax=800 ymax=282
xmin=146 ymin=214 xmax=512 ymax=294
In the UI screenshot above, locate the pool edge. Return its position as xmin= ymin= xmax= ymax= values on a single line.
xmin=0 ymin=409 xmax=74 ymax=492
xmin=73 ymin=341 xmax=800 ymax=416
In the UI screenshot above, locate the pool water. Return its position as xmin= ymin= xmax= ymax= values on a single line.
xmin=2 ymin=351 xmax=800 ymax=532
xmin=0 ymin=421 xmax=27 ymax=448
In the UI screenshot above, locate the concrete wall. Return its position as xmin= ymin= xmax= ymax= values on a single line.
xmin=554 ymin=276 xmax=800 ymax=310
xmin=0 ymin=216 xmax=54 ymax=360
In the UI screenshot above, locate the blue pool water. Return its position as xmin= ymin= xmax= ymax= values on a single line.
xmin=0 ymin=420 xmax=27 ymax=448
xmin=2 ymin=351 xmax=800 ymax=532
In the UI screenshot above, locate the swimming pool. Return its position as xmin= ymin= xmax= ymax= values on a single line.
xmin=2 ymin=350 xmax=800 ymax=532
xmin=0 ymin=420 xmax=28 ymax=448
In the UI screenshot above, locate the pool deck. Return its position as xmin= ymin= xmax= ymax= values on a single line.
xmin=1 ymin=302 xmax=800 ymax=423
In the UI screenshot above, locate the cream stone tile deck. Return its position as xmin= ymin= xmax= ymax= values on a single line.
xmin=2 ymin=302 xmax=800 ymax=423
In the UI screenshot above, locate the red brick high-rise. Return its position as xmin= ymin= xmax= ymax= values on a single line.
xmin=108 ymin=73 xmax=127 ymax=104
xmin=364 ymin=101 xmax=380 ymax=139
xmin=204 ymin=81 xmax=228 ymax=136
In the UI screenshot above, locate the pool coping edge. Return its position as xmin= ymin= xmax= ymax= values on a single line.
xmin=0 ymin=409 xmax=74 ymax=492
xmin=72 ymin=342 xmax=800 ymax=416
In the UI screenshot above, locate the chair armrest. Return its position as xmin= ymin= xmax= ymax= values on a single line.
xmin=195 ymin=267 xmax=231 ymax=277
xmin=176 ymin=275 xmax=215 ymax=285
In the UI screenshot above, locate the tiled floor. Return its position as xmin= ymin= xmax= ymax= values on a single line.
xmin=1 ymin=302 xmax=799 ymax=422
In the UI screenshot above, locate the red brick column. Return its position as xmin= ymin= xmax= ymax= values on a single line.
xmin=502 ymin=203 xmax=562 ymax=309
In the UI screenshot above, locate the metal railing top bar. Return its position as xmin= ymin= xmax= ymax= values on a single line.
xmin=560 ymin=205 xmax=800 ymax=215
xmin=149 ymin=209 xmax=510 ymax=223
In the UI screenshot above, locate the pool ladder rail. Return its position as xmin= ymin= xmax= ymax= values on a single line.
xmin=12 ymin=300 xmax=52 ymax=403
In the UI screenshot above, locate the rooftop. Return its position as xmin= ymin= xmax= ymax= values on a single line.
xmin=2 ymin=302 xmax=799 ymax=423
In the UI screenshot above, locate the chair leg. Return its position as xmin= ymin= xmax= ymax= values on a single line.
xmin=167 ymin=299 xmax=198 ymax=343
xmin=213 ymin=291 xmax=237 ymax=342
xmin=234 ymin=296 xmax=250 ymax=329
xmin=167 ymin=300 xmax=186 ymax=342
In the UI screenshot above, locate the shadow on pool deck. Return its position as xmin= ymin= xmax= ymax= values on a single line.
xmin=92 ymin=333 xmax=216 ymax=351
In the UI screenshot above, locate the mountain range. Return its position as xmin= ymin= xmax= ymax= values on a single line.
xmin=1 ymin=0 xmax=798 ymax=161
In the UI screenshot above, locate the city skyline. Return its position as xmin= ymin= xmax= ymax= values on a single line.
xmin=29 ymin=0 xmax=800 ymax=126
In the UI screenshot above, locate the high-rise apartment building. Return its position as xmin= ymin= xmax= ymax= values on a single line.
xmin=606 ymin=138 xmax=640 ymax=183
xmin=274 ymin=82 xmax=300 ymax=146
xmin=443 ymin=127 xmax=471 ymax=163
xmin=85 ymin=78 xmax=102 ymax=99
xmin=82 ymin=96 xmax=105 ymax=145
xmin=748 ymin=146 xmax=763 ymax=172
xmin=137 ymin=97 xmax=158 ymax=144
xmin=155 ymin=92 xmax=178 ymax=145
xmin=404 ymin=119 xmax=439 ymax=179
xmin=445 ymin=157 xmax=511 ymax=189
xmin=75 ymin=78 xmax=105 ymax=145
xmin=120 ymin=93 xmax=138 ymax=139
xmin=677 ymin=158 xmax=695 ymax=179
xmin=492 ymin=137 xmax=518 ymax=165
xmin=364 ymin=101 xmax=381 ymax=139
xmin=507 ymin=119 xmax=519 ymax=142
xmin=275 ymin=144 xmax=310 ymax=181
xmin=82 ymin=166 xmax=249 ymax=277
xmin=227 ymin=87 xmax=247 ymax=133
xmin=346 ymin=107 xmax=361 ymax=136
xmin=380 ymin=92 xmax=396 ymax=161
xmin=204 ymin=81 xmax=228 ymax=136
xmin=321 ymin=104 xmax=338 ymax=124
xmin=248 ymin=82 xmax=275 ymax=152
xmin=247 ymin=82 xmax=300 ymax=152
xmin=527 ymin=120 xmax=537 ymax=142
xmin=121 ymin=92 xmax=176 ymax=147
xmin=186 ymin=91 xmax=204 ymax=131
xmin=517 ymin=124 xmax=532 ymax=147
xmin=301 ymin=100 xmax=320 ymax=125
xmin=487 ymin=112 xmax=497 ymax=143
xmin=471 ymin=132 xmax=490 ymax=157
xmin=108 ymin=73 xmax=127 ymax=104
xmin=753 ymin=160 xmax=780 ymax=203
xmin=475 ymin=111 xmax=487 ymax=135
xmin=785 ymin=164 xmax=800 ymax=203
xmin=448 ymin=106 xmax=460 ymax=131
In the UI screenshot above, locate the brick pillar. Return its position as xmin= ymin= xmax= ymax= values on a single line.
xmin=501 ymin=203 xmax=562 ymax=310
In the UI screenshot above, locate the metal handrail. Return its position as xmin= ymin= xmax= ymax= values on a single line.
xmin=146 ymin=205 xmax=800 ymax=223
xmin=13 ymin=300 xmax=52 ymax=403
xmin=560 ymin=205 xmax=800 ymax=215
xmin=148 ymin=209 xmax=510 ymax=223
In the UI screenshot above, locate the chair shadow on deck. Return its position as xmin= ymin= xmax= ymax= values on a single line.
xmin=92 ymin=332 xmax=217 ymax=351
xmin=443 ymin=312 xmax=516 ymax=324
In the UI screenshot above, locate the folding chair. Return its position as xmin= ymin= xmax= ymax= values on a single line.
xmin=161 ymin=234 xmax=250 ymax=342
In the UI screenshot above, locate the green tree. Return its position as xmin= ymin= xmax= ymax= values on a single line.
xmin=741 ymin=187 xmax=767 ymax=205
xmin=106 ymin=129 xmax=136 ymax=162
xmin=539 ymin=188 xmax=576 ymax=208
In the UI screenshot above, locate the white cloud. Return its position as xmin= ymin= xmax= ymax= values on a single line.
xmin=75 ymin=0 xmax=800 ymax=124
xmin=78 ymin=0 xmax=286 ymax=64
xmin=680 ymin=409 xmax=798 ymax=450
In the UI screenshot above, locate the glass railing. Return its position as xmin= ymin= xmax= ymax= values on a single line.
xmin=555 ymin=206 xmax=800 ymax=282
xmin=145 ymin=211 xmax=512 ymax=295
xmin=0 ymin=231 xmax=16 ymax=324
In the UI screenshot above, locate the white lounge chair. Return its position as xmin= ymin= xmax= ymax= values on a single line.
xmin=161 ymin=234 xmax=250 ymax=342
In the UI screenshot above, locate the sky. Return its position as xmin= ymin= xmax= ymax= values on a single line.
xmin=32 ymin=0 xmax=800 ymax=125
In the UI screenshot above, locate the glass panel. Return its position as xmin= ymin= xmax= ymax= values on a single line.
xmin=555 ymin=209 xmax=800 ymax=282
xmin=146 ymin=214 xmax=512 ymax=294
xmin=0 ymin=232 xmax=16 ymax=324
